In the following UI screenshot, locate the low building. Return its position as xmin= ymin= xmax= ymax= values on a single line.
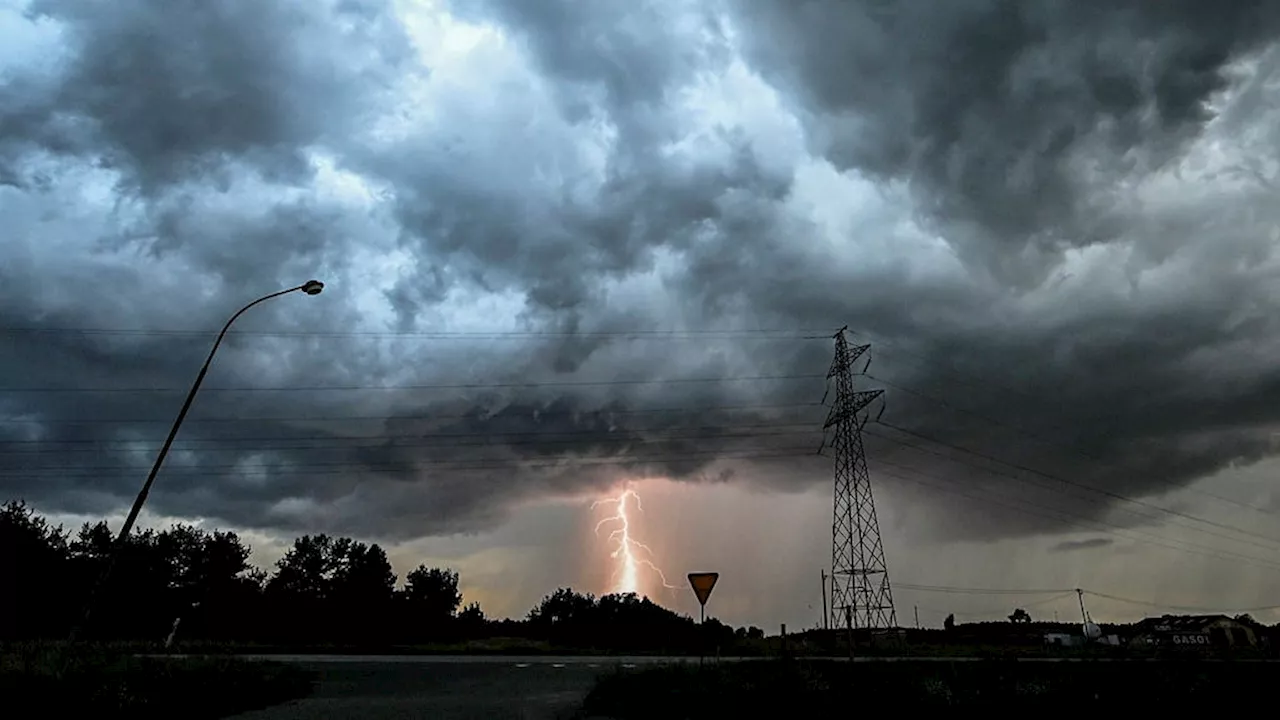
xmin=1044 ymin=631 xmax=1120 ymax=647
xmin=1130 ymin=615 xmax=1257 ymax=650
xmin=1044 ymin=632 xmax=1083 ymax=647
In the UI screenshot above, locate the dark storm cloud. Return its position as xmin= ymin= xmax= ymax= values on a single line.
xmin=2 ymin=0 xmax=409 ymax=193
xmin=629 ymin=0 xmax=1280 ymax=545
xmin=361 ymin=0 xmax=771 ymax=328
xmin=455 ymin=0 xmax=726 ymax=110
xmin=0 ymin=0 xmax=803 ymax=538
xmin=7 ymin=0 xmax=1280 ymax=550
xmin=728 ymin=0 xmax=1280 ymax=282
xmin=1051 ymin=538 xmax=1114 ymax=554
xmin=0 ymin=0 xmax=413 ymax=531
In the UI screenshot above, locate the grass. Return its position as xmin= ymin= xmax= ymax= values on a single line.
xmin=577 ymin=658 xmax=1280 ymax=715
xmin=1 ymin=642 xmax=314 ymax=718
xmin=160 ymin=637 xmax=712 ymax=656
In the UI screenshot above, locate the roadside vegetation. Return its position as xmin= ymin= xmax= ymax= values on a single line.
xmin=1 ymin=500 xmax=761 ymax=655
xmin=0 ymin=642 xmax=313 ymax=718
xmin=5 ymin=501 xmax=1277 ymax=660
xmin=578 ymin=658 xmax=1280 ymax=714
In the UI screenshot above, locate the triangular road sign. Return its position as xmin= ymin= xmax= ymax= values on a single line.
xmin=687 ymin=572 xmax=719 ymax=607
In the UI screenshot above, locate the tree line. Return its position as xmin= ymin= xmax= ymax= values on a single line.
xmin=0 ymin=501 xmax=759 ymax=652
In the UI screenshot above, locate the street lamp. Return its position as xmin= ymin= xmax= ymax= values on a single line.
xmin=68 ymin=280 xmax=325 ymax=642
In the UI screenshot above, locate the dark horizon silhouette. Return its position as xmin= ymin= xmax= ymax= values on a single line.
xmin=1 ymin=499 xmax=760 ymax=653
xmin=7 ymin=498 xmax=1277 ymax=659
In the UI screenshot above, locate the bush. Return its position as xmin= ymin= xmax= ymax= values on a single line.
xmin=0 ymin=643 xmax=314 ymax=718
xmin=578 ymin=658 xmax=1280 ymax=716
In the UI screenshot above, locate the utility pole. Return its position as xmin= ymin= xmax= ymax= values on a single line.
xmin=822 ymin=326 xmax=896 ymax=632
xmin=821 ymin=570 xmax=829 ymax=631
xmin=914 ymin=605 xmax=920 ymax=629
xmin=67 ymin=280 xmax=324 ymax=645
xmin=846 ymin=605 xmax=854 ymax=660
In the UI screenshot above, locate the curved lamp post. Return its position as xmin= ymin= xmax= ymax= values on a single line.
xmin=69 ymin=280 xmax=324 ymax=642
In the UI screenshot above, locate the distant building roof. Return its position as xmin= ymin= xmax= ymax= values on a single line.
xmin=1133 ymin=615 xmax=1235 ymax=633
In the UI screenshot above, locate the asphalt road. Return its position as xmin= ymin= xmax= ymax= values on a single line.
xmin=227 ymin=656 xmax=671 ymax=720
xmin=225 ymin=653 xmax=1280 ymax=718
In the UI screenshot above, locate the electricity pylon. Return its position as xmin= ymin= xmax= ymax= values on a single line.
xmin=822 ymin=326 xmax=896 ymax=630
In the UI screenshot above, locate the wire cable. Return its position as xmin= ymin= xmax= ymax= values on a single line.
xmin=875 ymin=462 xmax=1280 ymax=574
xmin=868 ymin=372 xmax=1277 ymax=517
xmin=0 ymin=401 xmax=824 ymax=426
xmin=0 ymin=425 xmax=820 ymax=454
xmin=872 ymin=421 xmax=1280 ymax=551
xmin=895 ymin=583 xmax=1075 ymax=596
xmin=1083 ymin=590 xmax=1280 ymax=615
xmin=0 ymin=447 xmax=822 ymax=479
xmin=0 ymin=373 xmax=825 ymax=394
xmin=0 ymin=326 xmax=834 ymax=339
xmin=885 ymin=582 xmax=1280 ymax=616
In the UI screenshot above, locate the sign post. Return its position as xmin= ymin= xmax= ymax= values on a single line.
xmin=687 ymin=572 xmax=719 ymax=665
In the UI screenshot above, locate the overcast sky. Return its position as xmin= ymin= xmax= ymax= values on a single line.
xmin=6 ymin=0 xmax=1280 ymax=628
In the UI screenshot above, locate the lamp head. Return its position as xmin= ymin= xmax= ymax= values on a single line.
xmin=301 ymin=280 xmax=324 ymax=296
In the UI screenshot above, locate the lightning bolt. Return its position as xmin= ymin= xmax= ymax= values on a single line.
xmin=592 ymin=487 xmax=678 ymax=596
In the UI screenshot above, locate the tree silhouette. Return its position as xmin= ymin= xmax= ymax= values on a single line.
xmin=529 ymin=588 xmax=597 ymax=627
xmin=1009 ymin=608 xmax=1032 ymax=624
xmin=2 ymin=499 xmax=764 ymax=653
xmin=152 ymin=524 xmax=257 ymax=641
xmin=0 ymin=501 xmax=71 ymax=639
xmin=523 ymin=589 xmax=718 ymax=652
xmin=268 ymin=534 xmax=337 ymax=600
xmin=331 ymin=541 xmax=396 ymax=605
xmin=404 ymin=566 xmax=462 ymax=619
xmin=71 ymin=521 xmax=114 ymax=564
xmin=397 ymin=565 xmax=462 ymax=641
xmin=457 ymin=601 xmax=487 ymax=637
xmin=944 ymin=613 xmax=956 ymax=631
xmin=266 ymin=534 xmax=396 ymax=643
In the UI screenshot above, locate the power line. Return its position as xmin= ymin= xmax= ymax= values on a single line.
xmin=3 ymin=440 xmax=822 ymax=473
xmin=885 ymin=579 xmax=1280 ymax=614
xmin=10 ymin=320 xmax=1275 ymax=562
xmin=5 ymin=353 xmax=1269 ymax=556
xmin=894 ymin=582 xmax=1280 ymax=616
xmin=0 ymin=326 xmax=831 ymax=339
xmin=874 ymin=462 xmax=1280 ymax=575
xmin=895 ymin=583 xmax=1074 ymax=596
xmin=840 ymin=328 xmax=1088 ymax=412
xmin=871 ymin=421 xmax=1280 ymax=551
xmin=0 ymin=373 xmax=824 ymax=394
xmin=914 ymin=592 xmax=1080 ymax=622
xmin=1186 ymin=486 xmax=1275 ymax=517
xmin=0 ymin=424 xmax=820 ymax=453
xmin=13 ymin=416 xmax=1280 ymax=574
xmin=870 ymin=428 xmax=1280 ymax=559
xmin=0 ymin=422 xmax=820 ymax=446
xmin=868 ymin=372 xmax=1276 ymax=518
xmin=1083 ymin=590 xmax=1280 ymax=615
xmin=0 ymin=401 xmax=824 ymax=426
xmin=870 ymin=425 xmax=1280 ymax=556
xmin=0 ymin=447 xmax=820 ymax=478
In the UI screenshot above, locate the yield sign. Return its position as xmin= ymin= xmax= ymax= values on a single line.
xmin=687 ymin=572 xmax=719 ymax=607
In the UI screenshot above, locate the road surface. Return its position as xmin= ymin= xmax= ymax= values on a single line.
xmin=223 ymin=653 xmax=1280 ymax=718
xmin=227 ymin=656 xmax=679 ymax=719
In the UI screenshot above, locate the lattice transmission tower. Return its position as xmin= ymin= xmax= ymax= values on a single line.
xmin=822 ymin=326 xmax=896 ymax=630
